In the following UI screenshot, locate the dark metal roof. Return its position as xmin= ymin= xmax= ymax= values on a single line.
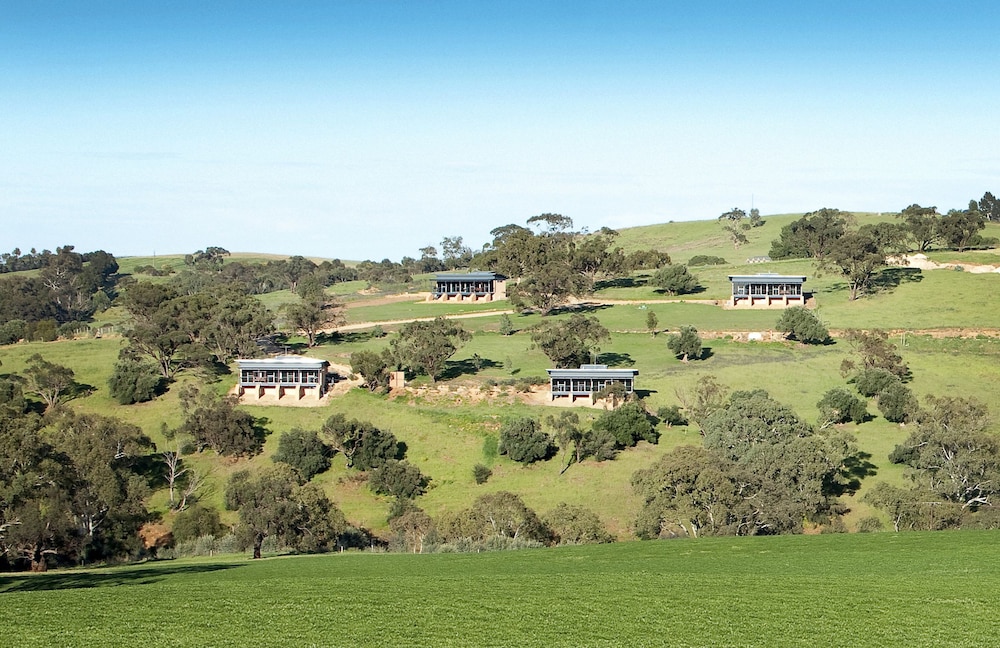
xmin=236 ymin=356 xmax=329 ymax=370
xmin=546 ymin=364 xmax=639 ymax=379
xmin=728 ymin=273 xmax=806 ymax=284
xmin=434 ymin=271 xmax=505 ymax=281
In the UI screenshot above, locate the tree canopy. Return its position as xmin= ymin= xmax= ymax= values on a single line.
xmin=390 ymin=317 xmax=471 ymax=382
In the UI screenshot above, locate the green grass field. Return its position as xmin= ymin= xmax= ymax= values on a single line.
xmin=4 ymin=531 xmax=1000 ymax=647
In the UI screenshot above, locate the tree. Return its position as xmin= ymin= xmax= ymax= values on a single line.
xmin=23 ymin=354 xmax=77 ymax=411
xmin=634 ymin=390 xmax=865 ymax=538
xmin=938 ymin=203 xmax=987 ymax=251
xmin=543 ymin=503 xmax=613 ymax=545
xmin=389 ymin=507 xmax=435 ymax=553
xmin=530 ymin=314 xmax=610 ymax=368
xmin=674 ymin=374 xmax=729 ymax=430
xmin=876 ymin=380 xmax=917 ymax=423
xmin=666 ymin=325 xmax=702 ymax=362
xmin=107 ymin=351 xmax=163 ymax=405
xmin=172 ymin=504 xmax=223 ymax=543
xmin=498 ymin=313 xmax=514 ymax=336
xmin=896 ymin=204 xmax=941 ymax=251
xmin=817 ymin=388 xmax=868 ymax=426
xmin=507 ymin=261 xmax=590 ymax=314
xmin=179 ymin=387 xmax=268 ymax=457
xmin=368 ymin=460 xmax=428 ymax=499
xmin=776 ymin=306 xmax=829 ymax=344
xmin=440 ymin=236 xmax=473 ymax=269
xmin=853 ymin=367 xmax=901 ymax=397
xmin=822 ymin=223 xmax=907 ymax=300
xmin=592 ymin=401 xmax=658 ymax=449
xmin=840 ymin=329 xmax=909 ymax=380
xmin=284 ymin=280 xmax=343 ymax=347
xmin=273 ymin=428 xmax=331 ymax=481
xmin=652 ymin=265 xmax=699 ymax=295
xmin=0 ymin=406 xmax=77 ymax=571
xmin=321 ymin=414 xmax=400 ymax=470
xmin=444 ymin=491 xmax=552 ymax=544
xmin=645 ymin=310 xmax=658 ymax=337
xmin=632 ymin=445 xmax=739 ymax=538
xmin=526 ymin=212 xmax=574 ymax=234
xmin=47 ymin=411 xmax=154 ymax=562
xmin=121 ymin=282 xmax=191 ymax=379
xmin=350 ymin=349 xmax=393 ymax=392
xmin=391 ymin=317 xmax=471 ymax=382
xmin=889 ymin=395 xmax=999 ymax=510
xmin=225 ymin=464 xmax=346 ymax=559
xmin=498 ymin=418 xmax=553 ymax=464
xmin=980 ymin=191 xmax=999 ymax=222
xmin=769 ymin=208 xmax=851 ymax=260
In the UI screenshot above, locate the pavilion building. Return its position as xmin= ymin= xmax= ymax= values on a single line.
xmin=236 ymin=356 xmax=330 ymax=401
xmin=546 ymin=364 xmax=638 ymax=403
xmin=429 ymin=271 xmax=507 ymax=302
xmin=728 ymin=273 xmax=807 ymax=307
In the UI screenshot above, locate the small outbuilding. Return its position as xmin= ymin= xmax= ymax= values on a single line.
xmin=546 ymin=364 xmax=638 ymax=403
xmin=429 ymin=271 xmax=507 ymax=302
xmin=236 ymin=355 xmax=330 ymax=401
xmin=728 ymin=273 xmax=807 ymax=307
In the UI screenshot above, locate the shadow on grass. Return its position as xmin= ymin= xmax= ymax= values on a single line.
xmin=654 ymin=285 xmax=707 ymax=296
xmin=871 ymin=267 xmax=923 ymax=293
xmin=836 ymin=451 xmax=878 ymax=495
xmin=596 ymin=352 xmax=635 ymax=367
xmin=0 ymin=562 xmax=245 ymax=594
xmin=543 ymin=303 xmax=613 ymax=316
xmin=594 ymin=277 xmax=648 ymax=290
xmin=438 ymin=357 xmax=501 ymax=381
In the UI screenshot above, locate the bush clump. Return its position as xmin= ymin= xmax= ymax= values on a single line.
xmin=687 ymin=255 xmax=727 ymax=266
xmin=498 ymin=418 xmax=554 ymax=464
xmin=473 ymin=464 xmax=492 ymax=484
xmin=817 ymin=388 xmax=868 ymax=425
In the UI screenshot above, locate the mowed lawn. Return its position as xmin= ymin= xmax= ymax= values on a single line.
xmin=4 ymin=531 xmax=1000 ymax=647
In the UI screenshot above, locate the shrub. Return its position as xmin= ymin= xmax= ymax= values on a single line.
xmin=666 ymin=325 xmax=702 ymax=362
xmin=817 ymin=388 xmax=868 ymax=425
xmin=543 ymin=503 xmax=613 ymax=545
xmin=108 ymin=354 xmax=163 ymax=405
xmin=687 ymin=255 xmax=727 ymax=266
xmin=657 ymin=405 xmax=688 ymax=427
xmin=498 ymin=418 xmax=554 ymax=464
xmin=0 ymin=319 xmax=27 ymax=345
xmin=652 ymin=264 xmax=699 ymax=295
xmin=592 ymin=402 xmax=658 ymax=448
xmin=369 ymin=460 xmax=428 ymax=499
xmin=854 ymin=368 xmax=901 ymax=397
xmin=857 ymin=516 xmax=884 ymax=533
xmin=273 ymin=428 xmax=332 ymax=481
xmin=877 ymin=381 xmax=917 ymax=423
xmin=172 ymin=505 xmax=224 ymax=544
xmin=30 ymin=319 xmax=58 ymax=342
xmin=776 ymin=306 xmax=829 ymax=344
xmin=473 ymin=464 xmax=492 ymax=484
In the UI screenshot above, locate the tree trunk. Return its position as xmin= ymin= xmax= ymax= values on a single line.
xmin=30 ymin=545 xmax=47 ymax=572
xmin=253 ymin=534 xmax=264 ymax=559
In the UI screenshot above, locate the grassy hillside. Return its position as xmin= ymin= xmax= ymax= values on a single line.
xmin=2 ymin=214 xmax=1000 ymax=538
xmin=4 ymin=531 xmax=1000 ymax=646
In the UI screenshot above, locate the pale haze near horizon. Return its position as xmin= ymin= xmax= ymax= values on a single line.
xmin=2 ymin=2 xmax=998 ymax=261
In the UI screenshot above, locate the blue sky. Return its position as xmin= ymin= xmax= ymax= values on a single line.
xmin=3 ymin=1 xmax=998 ymax=260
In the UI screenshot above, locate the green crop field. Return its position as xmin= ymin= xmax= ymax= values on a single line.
xmin=4 ymin=531 xmax=1000 ymax=647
